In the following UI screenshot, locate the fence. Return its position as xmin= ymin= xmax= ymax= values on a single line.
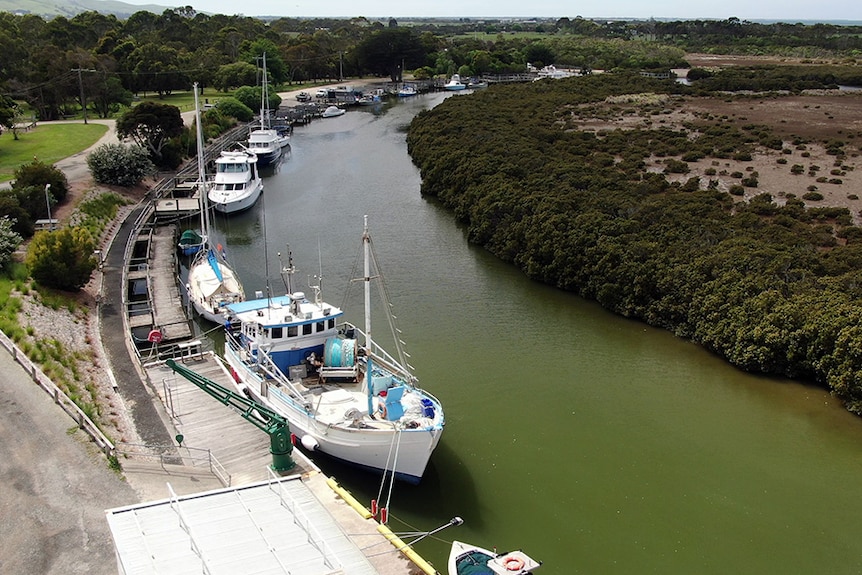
xmin=0 ymin=330 xmax=115 ymax=458
xmin=115 ymin=442 xmax=231 ymax=487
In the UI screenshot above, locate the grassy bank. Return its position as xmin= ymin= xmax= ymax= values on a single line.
xmin=0 ymin=123 xmax=108 ymax=183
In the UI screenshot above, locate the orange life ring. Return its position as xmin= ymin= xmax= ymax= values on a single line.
xmin=504 ymin=557 xmax=525 ymax=571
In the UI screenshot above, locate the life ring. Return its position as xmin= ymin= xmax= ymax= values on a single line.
xmin=504 ymin=557 xmax=525 ymax=572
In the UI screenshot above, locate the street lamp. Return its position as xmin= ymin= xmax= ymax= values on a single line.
xmin=44 ymin=184 xmax=53 ymax=230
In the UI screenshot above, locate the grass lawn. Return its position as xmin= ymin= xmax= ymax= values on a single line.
xmin=0 ymin=123 xmax=107 ymax=183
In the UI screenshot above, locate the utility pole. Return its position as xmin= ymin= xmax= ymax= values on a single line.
xmin=339 ymin=51 xmax=343 ymax=82
xmin=71 ymin=68 xmax=96 ymax=124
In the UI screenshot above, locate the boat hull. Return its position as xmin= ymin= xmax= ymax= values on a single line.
xmin=224 ymin=340 xmax=442 ymax=483
xmin=210 ymin=183 xmax=262 ymax=214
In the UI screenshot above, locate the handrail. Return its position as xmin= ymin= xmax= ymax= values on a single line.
xmin=0 ymin=330 xmax=115 ymax=458
xmin=115 ymin=441 xmax=231 ymax=487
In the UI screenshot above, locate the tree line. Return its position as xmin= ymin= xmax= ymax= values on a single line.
xmin=406 ymin=72 xmax=862 ymax=415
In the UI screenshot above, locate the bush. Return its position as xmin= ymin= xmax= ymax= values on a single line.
xmin=729 ymin=184 xmax=745 ymax=196
xmin=216 ymin=98 xmax=254 ymax=122
xmin=11 ymin=160 xmax=69 ymax=204
xmin=0 ymin=216 xmax=22 ymax=271
xmin=87 ymin=143 xmax=156 ymax=188
xmin=25 ymin=227 xmax=97 ymax=291
xmin=802 ymin=192 xmax=824 ymax=201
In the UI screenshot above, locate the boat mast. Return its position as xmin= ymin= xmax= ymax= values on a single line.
xmin=193 ymin=83 xmax=210 ymax=243
xmin=363 ymin=215 xmax=373 ymax=407
xmin=260 ymin=53 xmax=268 ymax=130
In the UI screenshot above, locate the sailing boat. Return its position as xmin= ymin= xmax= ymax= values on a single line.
xmin=185 ymin=85 xmax=246 ymax=324
xmin=245 ymin=52 xmax=283 ymax=167
xmin=221 ymin=216 xmax=445 ymax=484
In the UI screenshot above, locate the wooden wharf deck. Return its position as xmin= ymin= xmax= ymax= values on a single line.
xmin=143 ymin=352 xmax=315 ymax=486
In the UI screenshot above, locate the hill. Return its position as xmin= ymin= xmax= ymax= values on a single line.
xmin=0 ymin=0 xmax=171 ymax=18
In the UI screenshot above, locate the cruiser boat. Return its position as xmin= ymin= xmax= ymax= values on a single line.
xmin=448 ymin=541 xmax=542 ymax=575
xmin=208 ymin=149 xmax=263 ymax=214
xmin=321 ymin=105 xmax=346 ymax=118
xmin=397 ymin=84 xmax=418 ymax=97
xmin=444 ymin=74 xmax=467 ymax=91
xmin=185 ymin=86 xmax=246 ymax=323
xmin=222 ymin=217 xmax=445 ymax=484
xmin=246 ymin=53 xmax=282 ymax=166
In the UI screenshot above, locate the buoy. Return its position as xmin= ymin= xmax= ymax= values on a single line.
xmin=504 ymin=557 xmax=525 ymax=571
xmin=300 ymin=434 xmax=319 ymax=451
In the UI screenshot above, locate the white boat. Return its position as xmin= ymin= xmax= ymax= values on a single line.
xmin=397 ymin=84 xmax=418 ymax=97
xmin=321 ymin=105 xmax=346 ymax=118
xmin=207 ymin=149 xmax=263 ymax=214
xmin=357 ymin=92 xmax=382 ymax=106
xmin=444 ymin=74 xmax=467 ymax=91
xmin=185 ymin=86 xmax=246 ymax=324
xmin=222 ymin=217 xmax=445 ymax=484
xmin=448 ymin=541 xmax=542 ymax=575
xmin=246 ymin=53 xmax=282 ymax=167
xmin=467 ymin=79 xmax=488 ymax=89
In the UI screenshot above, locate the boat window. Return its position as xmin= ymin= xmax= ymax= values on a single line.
xmin=263 ymin=328 xmax=269 ymax=338
xmin=316 ymin=321 xmax=325 ymax=332
xmin=302 ymin=323 xmax=312 ymax=335
xmin=287 ymin=325 xmax=297 ymax=337
xmin=272 ymin=327 xmax=283 ymax=339
xmin=327 ymin=318 xmax=335 ymax=330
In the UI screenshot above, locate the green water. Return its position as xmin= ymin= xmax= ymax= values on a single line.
xmin=208 ymin=92 xmax=862 ymax=574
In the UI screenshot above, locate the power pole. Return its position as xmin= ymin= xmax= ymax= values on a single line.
xmin=71 ymin=68 xmax=96 ymax=124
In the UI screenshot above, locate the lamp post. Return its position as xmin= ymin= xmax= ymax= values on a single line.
xmin=44 ymin=184 xmax=53 ymax=230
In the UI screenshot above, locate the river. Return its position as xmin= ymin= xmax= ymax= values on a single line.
xmin=202 ymin=91 xmax=862 ymax=574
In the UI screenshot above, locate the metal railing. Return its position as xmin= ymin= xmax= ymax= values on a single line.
xmin=115 ymin=441 xmax=231 ymax=487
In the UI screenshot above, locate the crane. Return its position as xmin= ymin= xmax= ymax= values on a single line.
xmin=165 ymin=359 xmax=295 ymax=472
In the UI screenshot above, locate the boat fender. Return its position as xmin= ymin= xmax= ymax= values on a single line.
xmin=300 ymin=434 xmax=319 ymax=451
xmin=504 ymin=557 xmax=525 ymax=571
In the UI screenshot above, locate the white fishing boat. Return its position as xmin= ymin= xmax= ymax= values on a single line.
xmin=222 ymin=217 xmax=445 ymax=484
xmin=444 ymin=74 xmax=467 ymax=91
xmin=246 ymin=53 xmax=282 ymax=167
xmin=208 ymin=149 xmax=263 ymax=214
xmin=448 ymin=541 xmax=542 ymax=575
xmin=185 ymin=87 xmax=246 ymax=323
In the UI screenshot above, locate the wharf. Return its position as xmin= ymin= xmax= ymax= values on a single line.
xmin=126 ymin=223 xmax=191 ymax=345
xmin=129 ymin=352 xmax=425 ymax=575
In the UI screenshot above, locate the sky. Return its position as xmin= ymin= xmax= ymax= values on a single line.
xmin=122 ymin=0 xmax=861 ymax=22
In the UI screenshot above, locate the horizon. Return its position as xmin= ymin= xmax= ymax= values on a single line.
xmin=108 ymin=0 xmax=861 ymax=23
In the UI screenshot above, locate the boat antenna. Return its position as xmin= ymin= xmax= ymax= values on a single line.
xmin=278 ymin=247 xmax=294 ymax=295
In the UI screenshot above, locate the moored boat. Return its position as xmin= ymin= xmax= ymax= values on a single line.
xmin=186 ymin=86 xmax=246 ymax=323
xmin=222 ymin=217 xmax=445 ymax=484
xmin=246 ymin=53 xmax=282 ymax=167
xmin=321 ymin=105 xmax=346 ymax=117
xmin=397 ymin=84 xmax=418 ymax=97
xmin=444 ymin=74 xmax=467 ymax=91
xmin=207 ymin=150 xmax=263 ymax=214
xmin=448 ymin=541 xmax=542 ymax=575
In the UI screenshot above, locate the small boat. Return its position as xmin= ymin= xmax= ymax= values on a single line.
xmin=222 ymin=217 xmax=445 ymax=484
xmin=186 ymin=86 xmax=246 ymax=323
xmin=397 ymin=84 xmax=418 ymax=97
xmin=357 ymin=93 xmax=382 ymax=106
xmin=177 ymin=228 xmax=205 ymax=256
xmin=296 ymin=91 xmax=311 ymax=102
xmin=444 ymin=74 xmax=467 ymax=91
xmin=208 ymin=149 xmax=263 ymax=214
xmin=448 ymin=541 xmax=542 ymax=575
xmin=467 ymin=79 xmax=488 ymax=89
xmin=246 ymin=53 xmax=282 ymax=167
xmin=321 ymin=105 xmax=345 ymax=118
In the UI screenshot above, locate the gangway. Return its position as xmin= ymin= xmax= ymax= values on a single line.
xmin=165 ymin=359 xmax=295 ymax=472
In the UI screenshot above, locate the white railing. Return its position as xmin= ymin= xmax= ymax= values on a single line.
xmin=115 ymin=441 xmax=231 ymax=487
xmin=0 ymin=329 xmax=115 ymax=458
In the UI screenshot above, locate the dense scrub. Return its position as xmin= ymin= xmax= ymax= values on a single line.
xmin=407 ymin=73 xmax=862 ymax=413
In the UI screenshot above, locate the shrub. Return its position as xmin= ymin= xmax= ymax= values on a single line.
xmin=0 ymin=216 xmax=22 ymax=271
xmin=777 ymin=158 xmax=788 ymax=164
xmin=25 ymin=227 xmax=97 ymax=291
xmin=790 ymin=164 xmax=805 ymax=174
xmin=729 ymin=184 xmax=745 ymax=196
xmin=11 ymin=160 xmax=69 ymax=204
xmin=663 ymin=159 xmax=689 ymax=174
xmin=741 ymin=177 xmax=758 ymax=188
xmin=216 ymin=98 xmax=254 ymax=122
xmin=87 ymin=144 xmax=156 ymax=188
xmin=802 ymin=192 xmax=824 ymax=201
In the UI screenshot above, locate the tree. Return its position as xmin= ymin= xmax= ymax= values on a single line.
xmin=26 ymin=226 xmax=97 ymax=291
xmin=115 ymin=101 xmax=184 ymax=164
xmin=215 ymin=97 xmax=253 ymax=122
xmin=354 ymin=28 xmax=429 ymax=82
xmin=213 ymin=61 xmax=258 ymax=92
xmin=0 ymin=95 xmax=16 ymax=135
xmin=87 ymin=143 xmax=155 ymax=187
xmin=0 ymin=215 xmax=22 ymax=271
